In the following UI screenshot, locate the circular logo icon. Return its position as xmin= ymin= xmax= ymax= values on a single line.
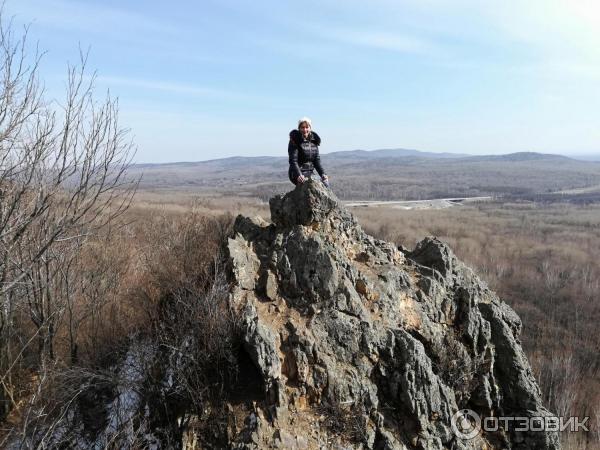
xmin=451 ymin=409 xmax=481 ymax=440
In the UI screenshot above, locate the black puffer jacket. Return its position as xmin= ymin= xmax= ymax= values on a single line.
xmin=288 ymin=129 xmax=326 ymax=183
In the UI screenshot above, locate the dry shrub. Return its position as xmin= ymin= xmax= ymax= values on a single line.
xmin=317 ymin=400 xmax=370 ymax=446
xmin=130 ymin=209 xmax=234 ymax=307
xmin=431 ymin=335 xmax=487 ymax=407
xmin=146 ymin=271 xmax=240 ymax=447
xmin=128 ymin=210 xmax=240 ymax=445
xmin=1 ymin=206 xmax=240 ymax=447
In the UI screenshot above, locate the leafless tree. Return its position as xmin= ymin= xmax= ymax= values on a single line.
xmin=0 ymin=9 xmax=137 ymax=423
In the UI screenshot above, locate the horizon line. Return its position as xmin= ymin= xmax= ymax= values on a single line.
xmin=130 ymin=149 xmax=600 ymax=166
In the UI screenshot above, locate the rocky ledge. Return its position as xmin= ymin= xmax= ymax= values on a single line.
xmin=227 ymin=180 xmax=560 ymax=450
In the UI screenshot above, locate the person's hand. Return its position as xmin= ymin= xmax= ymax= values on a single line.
xmin=297 ymin=175 xmax=306 ymax=184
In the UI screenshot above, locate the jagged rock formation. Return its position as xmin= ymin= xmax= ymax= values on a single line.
xmin=227 ymin=180 xmax=560 ymax=450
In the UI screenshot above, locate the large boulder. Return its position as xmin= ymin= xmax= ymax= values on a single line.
xmin=227 ymin=179 xmax=561 ymax=449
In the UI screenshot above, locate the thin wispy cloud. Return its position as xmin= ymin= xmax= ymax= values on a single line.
xmin=304 ymin=23 xmax=438 ymax=56
xmin=317 ymin=0 xmax=600 ymax=75
xmin=323 ymin=28 xmax=435 ymax=55
xmin=421 ymin=1 xmax=600 ymax=62
xmin=10 ymin=0 xmax=180 ymax=38
xmin=471 ymin=2 xmax=600 ymax=83
xmin=96 ymin=76 xmax=253 ymax=101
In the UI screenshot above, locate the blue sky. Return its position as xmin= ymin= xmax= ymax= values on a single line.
xmin=6 ymin=0 xmax=600 ymax=163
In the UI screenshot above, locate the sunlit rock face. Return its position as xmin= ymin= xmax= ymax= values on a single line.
xmin=227 ymin=179 xmax=560 ymax=450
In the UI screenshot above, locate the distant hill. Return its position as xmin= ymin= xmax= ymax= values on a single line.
xmin=131 ymin=148 xmax=469 ymax=171
xmin=128 ymin=149 xmax=600 ymax=201
xmin=131 ymin=149 xmax=573 ymax=172
xmin=461 ymin=152 xmax=574 ymax=162
xmin=324 ymin=148 xmax=470 ymax=159
xmin=570 ymin=153 xmax=600 ymax=162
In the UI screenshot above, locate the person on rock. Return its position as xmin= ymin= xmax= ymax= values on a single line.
xmin=288 ymin=117 xmax=329 ymax=187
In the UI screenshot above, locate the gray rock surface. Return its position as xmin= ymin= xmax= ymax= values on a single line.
xmin=227 ymin=179 xmax=561 ymax=449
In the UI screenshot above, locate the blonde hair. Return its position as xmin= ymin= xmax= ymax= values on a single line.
xmin=297 ymin=117 xmax=312 ymax=129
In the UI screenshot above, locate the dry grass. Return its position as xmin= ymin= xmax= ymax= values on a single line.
xmin=129 ymin=190 xmax=269 ymax=219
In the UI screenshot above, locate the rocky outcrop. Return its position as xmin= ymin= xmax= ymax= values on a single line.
xmin=227 ymin=180 xmax=560 ymax=449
